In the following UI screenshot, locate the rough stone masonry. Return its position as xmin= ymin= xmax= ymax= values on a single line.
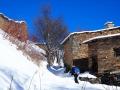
xmin=0 ymin=13 xmax=28 ymax=42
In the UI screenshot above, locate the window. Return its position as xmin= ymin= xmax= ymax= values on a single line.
xmin=114 ymin=47 xmax=120 ymax=57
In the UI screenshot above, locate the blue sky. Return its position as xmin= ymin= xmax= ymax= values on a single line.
xmin=0 ymin=0 xmax=120 ymax=36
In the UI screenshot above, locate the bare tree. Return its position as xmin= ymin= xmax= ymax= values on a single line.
xmin=35 ymin=6 xmax=68 ymax=66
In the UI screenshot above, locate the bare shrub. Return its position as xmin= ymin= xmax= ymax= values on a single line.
xmin=2 ymin=32 xmax=45 ymax=65
xmin=24 ymin=41 xmax=46 ymax=65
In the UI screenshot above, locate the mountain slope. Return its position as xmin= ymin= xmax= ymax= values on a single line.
xmin=0 ymin=30 xmax=39 ymax=90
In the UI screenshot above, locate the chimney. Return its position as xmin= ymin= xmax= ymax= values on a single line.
xmin=104 ymin=22 xmax=114 ymax=28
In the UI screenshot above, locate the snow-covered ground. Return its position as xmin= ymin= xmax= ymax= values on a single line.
xmin=0 ymin=29 xmax=120 ymax=90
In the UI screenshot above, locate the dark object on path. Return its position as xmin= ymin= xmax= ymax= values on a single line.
xmin=70 ymin=65 xmax=80 ymax=84
xmin=101 ymin=70 xmax=120 ymax=86
xmin=79 ymin=77 xmax=100 ymax=84
xmin=74 ymin=74 xmax=79 ymax=83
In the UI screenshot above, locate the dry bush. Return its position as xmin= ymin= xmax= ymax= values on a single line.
xmin=3 ymin=32 xmax=45 ymax=65
xmin=24 ymin=42 xmax=46 ymax=65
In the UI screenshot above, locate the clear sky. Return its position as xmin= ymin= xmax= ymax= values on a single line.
xmin=0 ymin=0 xmax=120 ymax=36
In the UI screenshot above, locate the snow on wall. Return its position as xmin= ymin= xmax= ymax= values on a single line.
xmin=0 ymin=13 xmax=28 ymax=42
xmin=0 ymin=13 xmax=25 ymax=24
xmin=26 ymin=41 xmax=46 ymax=55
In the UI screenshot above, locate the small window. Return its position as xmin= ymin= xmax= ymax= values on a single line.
xmin=114 ymin=47 xmax=120 ymax=57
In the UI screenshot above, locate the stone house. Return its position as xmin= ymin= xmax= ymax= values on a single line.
xmin=83 ymin=34 xmax=120 ymax=74
xmin=62 ymin=22 xmax=120 ymax=74
xmin=0 ymin=13 xmax=28 ymax=42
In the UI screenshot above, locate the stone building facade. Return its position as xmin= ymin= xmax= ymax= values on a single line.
xmin=0 ymin=13 xmax=28 ymax=42
xmin=62 ymin=22 xmax=120 ymax=73
xmin=84 ymin=34 xmax=120 ymax=74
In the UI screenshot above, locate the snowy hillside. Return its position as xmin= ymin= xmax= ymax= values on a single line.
xmin=0 ymin=29 xmax=40 ymax=90
xmin=0 ymin=29 xmax=120 ymax=90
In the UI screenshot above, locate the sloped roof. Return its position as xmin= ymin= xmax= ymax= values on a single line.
xmin=82 ymin=33 xmax=120 ymax=44
xmin=61 ymin=26 xmax=120 ymax=45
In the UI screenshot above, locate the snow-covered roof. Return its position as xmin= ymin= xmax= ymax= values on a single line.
xmin=61 ymin=26 xmax=120 ymax=45
xmin=104 ymin=21 xmax=114 ymax=25
xmin=82 ymin=33 xmax=120 ymax=44
xmin=0 ymin=13 xmax=25 ymax=24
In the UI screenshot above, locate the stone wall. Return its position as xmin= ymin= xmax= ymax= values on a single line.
xmin=88 ymin=36 xmax=120 ymax=74
xmin=63 ymin=27 xmax=120 ymax=67
xmin=63 ymin=36 xmax=73 ymax=66
xmin=0 ymin=14 xmax=28 ymax=42
xmin=88 ymin=42 xmax=98 ymax=72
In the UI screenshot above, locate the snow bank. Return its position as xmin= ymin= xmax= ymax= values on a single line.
xmin=0 ymin=29 xmax=39 ymax=90
xmin=79 ymin=72 xmax=97 ymax=78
